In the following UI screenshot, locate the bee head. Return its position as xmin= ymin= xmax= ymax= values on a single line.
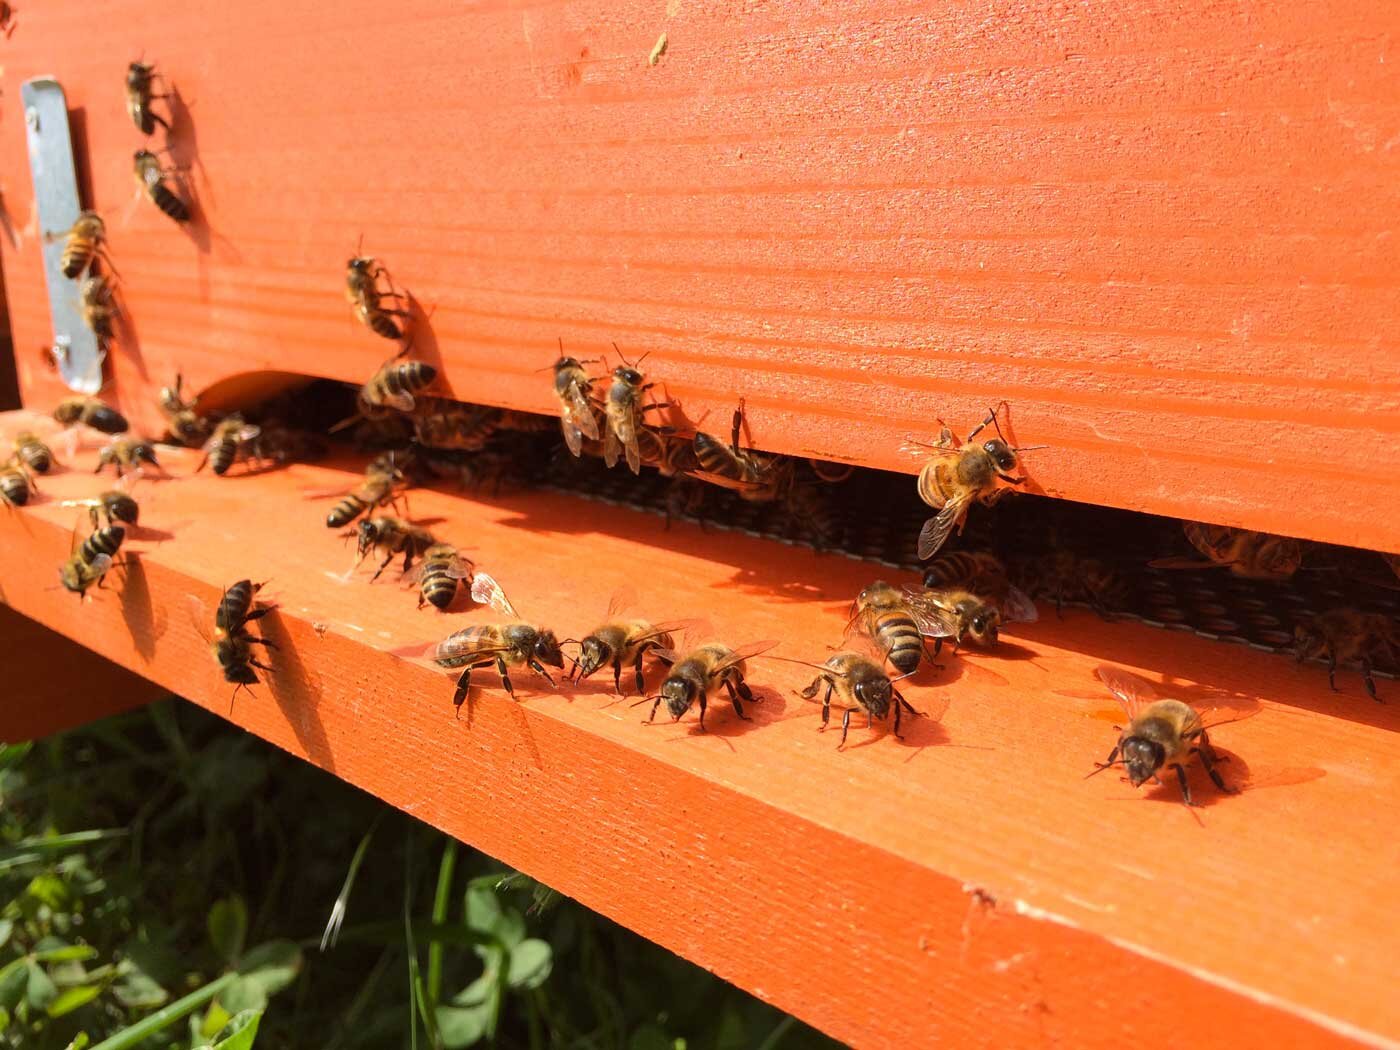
xmin=573 ymin=636 xmax=611 ymax=681
xmin=852 ymin=674 xmax=892 ymax=718
xmin=128 ymin=61 xmax=151 ymax=77
xmin=1121 ymin=736 xmax=1166 ymax=787
xmin=983 ymin=438 xmax=1018 ymax=471
xmin=348 ymin=256 xmax=372 ymax=273
xmin=554 ymin=356 xmax=582 ymax=373
xmin=223 ymin=662 xmax=259 ymax=686
xmin=966 ymin=605 xmax=1001 ymax=647
xmin=1292 ymin=620 xmax=1324 ymax=664
xmin=354 ymin=519 xmax=377 ymax=556
xmin=661 ymin=676 xmax=697 ymax=719
xmin=857 ymin=580 xmax=898 ymax=610
xmin=534 ymin=629 xmax=565 ymax=669
xmin=613 ymin=366 xmax=643 ymax=387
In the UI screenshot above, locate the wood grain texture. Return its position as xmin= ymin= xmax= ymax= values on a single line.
xmin=0 ymin=2 xmax=1398 ymax=551
xmin=0 ymin=411 xmax=1396 ymax=1048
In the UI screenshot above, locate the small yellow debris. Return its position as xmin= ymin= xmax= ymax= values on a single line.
xmin=648 ymin=32 xmax=668 ymax=66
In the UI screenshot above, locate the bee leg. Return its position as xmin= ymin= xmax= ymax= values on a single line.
xmin=996 ymin=473 xmax=1028 ymax=486
xmin=1325 ymin=647 xmax=1339 ymax=692
xmin=932 ymin=637 xmax=944 ymax=658
xmin=1094 ymin=744 xmax=1121 ymax=772
xmin=1195 ymin=744 xmax=1235 ymax=795
xmin=721 ymin=677 xmax=752 ymax=721
xmin=609 ymin=657 xmax=624 ymax=695
xmin=893 ymin=694 xmax=904 ymax=739
xmin=647 ymin=695 xmax=663 ymax=724
xmin=838 ymin=707 xmax=853 ymax=749
xmin=370 ymin=551 xmax=395 ymax=582
xmin=1171 ymin=763 xmax=1195 ymax=807
xmin=244 ymin=606 xmax=274 ymax=623
xmin=246 ymin=636 xmax=279 ymax=651
xmin=453 ymin=664 xmax=481 ymax=714
xmin=496 ymin=657 xmax=518 ymax=700
xmin=1361 ymin=659 xmax=1380 ymax=702
xmin=528 ymin=660 xmax=557 ymax=688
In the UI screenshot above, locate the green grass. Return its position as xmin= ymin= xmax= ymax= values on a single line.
xmin=0 ymin=701 xmax=839 ymax=1050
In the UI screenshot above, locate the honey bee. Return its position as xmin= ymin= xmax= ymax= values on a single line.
xmin=571 ymin=593 xmax=690 ymax=695
xmin=197 ymin=415 xmax=262 ymax=476
xmin=52 ymin=211 xmax=115 ymax=280
xmin=1088 ymin=665 xmax=1257 ymax=807
xmin=54 ymin=396 xmax=128 ymax=434
xmin=59 ymin=523 xmax=125 ymax=597
xmin=551 ymin=348 xmax=601 ymax=457
xmin=1293 ymin=610 xmax=1400 ymax=700
xmin=61 ymin=490 xmax=139 ymax=529
xmin=357 ymin=351 xmax=437 ymax=417
xmin=157 ymin=374 xmax=213 ymax=447
xmin=0 ymin=462 xmax=35 ymax=507
xmin=125 ymin=60 xmax=170 ymax=135
xmin=410 ymin=398 xmax=498 ymax=451
xmin=1150 ymin=521 xmax=1303 ymax=581
xmin=921 ymin=551 xmax=1012 ymax=601
xmin=348 ymin=516 xmax=436 ymax=581
xmin=638 ymin=428 xmax=699 ymax=478
xmin=1007 ymin=550 xmax=1127 ymax=619
xmin=12 ymin=431 xmax=53 ymax=474
xmin=345 ymin=242 xmax=412 ymax=343
xmin=799 ymin=651 xmax=920 ymax=748
xmin=133 ymin=149 xmax=190 ymax=223
xmin=426 ymin=573 xmax=565 ymax=714
xmin=0 ymin=3 xmax=16 ymax=38
xmin=603 ymin=347 xmax=671 ymax=475
xmin=79 ymin=275 xmax=118 ymax=347
xmin=902 ymin=584 xmax=1039 ymax=654
xmin=643 ymin=640 xmax=776 ymax=730
xmin=903 ymin=403 xmax=1041 ymax=560
xmin=403 ymin=542 xmax=476 ymax=610
xmin=193 ymin=580 xmax=277 ymax=701
xmin=95 ymin=436 xmax=160 ymax=478
xmin=324 ymin=455 xmax=407 ymax=528
xmin=847 ymin=581 xmax=935 ymax=675
xmin=689 ymin=402 xmax=793 ymax=502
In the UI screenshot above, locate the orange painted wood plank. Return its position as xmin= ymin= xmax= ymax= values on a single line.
xmin=0 ymin=413 xmax=1395 ymax=1048
xmin=1 ymin=2 xmax=1398 ymax=551
xmin=0 ymin=604 xmax=165 ymax=739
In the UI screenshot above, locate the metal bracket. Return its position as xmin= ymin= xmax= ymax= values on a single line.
xmin=21 ymin=77 xmax=105 ymax=394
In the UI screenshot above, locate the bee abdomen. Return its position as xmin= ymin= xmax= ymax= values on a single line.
xmin=17 ymin=443 xmax=51 ymax=473
xmin=87 ymin=404 xmax=129 ymax=434
xmin=693 ymin=432 xmax=742 ymax=479
xmin=81 ymin=526 xmax=125 ymax=562
xmin=1 ymin=472 xmax=30 ymax=506
xmin=385 ymin=362 xmax=436 ymax=396
xmin=209 ymin=438 xmax=236 ymax=476
xmin=915 ymin=461 xmax=949 ymax=508
xmin=874 ymin=612 xmax=924 ymax=673
xmin=61 ymin=245 xmax=93 ymax=279
xmin=421 ymin=568 xmax=459 ymax=610
xmin=149 ymin=183 xmax=189 ymax=222
xmin=327 ymin=494 xmax=368 ymax=528
xmin=217 ymin=580 xmax=256 ymax=631
xmin=369 ymin=312 xmax=402 ymax=340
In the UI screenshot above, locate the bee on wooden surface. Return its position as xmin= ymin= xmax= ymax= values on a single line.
xmin=53 ymin=396 xmax=127 ymax=435
xmin=639 ymin=427 xmax=699 ymax=478
xmin=348 ymin=516 xmax=436 ymax=581
xmin=403 ymin=542 xmax=476 ymax=611
xmin=846 ymin=580 xmax=935 ymax=676
xmin=52 ymin=211 xmax=115 ymax=280
xmin=903 ymin=584 xmax=1038 ymax=655
xmin=798 ymin=651 xmax=920 ymax=749
xmin=95 ymin=436 xmax=160 ymax=478
xmin=603 ymin=347 xmax=672 ymax=475
xmin=324 ymin=455 xmax=407 ymax=528
xmin=1007 ymin=550 xmax=1127 ymax=619
xmin=125 ymin=60 xmax=170 ymax=135
xmin=1150 ymin=521 xmax=1303 ymax=581
xmin=346 ymin=242 xmax=412 ymax=343
xmin=689 ymin=401 xmax=793 ymax=502
xmin=357 ymin=350 xmax=437 ymax=417
xmin=1088 ymin=665 xmax=1257 ymax=807
xmin=192 ymin=580 xmax=277 ymax=702
xmin=551 ymin=348 xmax=601 ymax=457
xmin=79 ymin=275 xmax=118 ymax=348
xmin=426 ymin=573 xmax=565 ymax=714
xmin=59 ymin=523 xmax=125 ymax=598
xmin=0 ymin=461 xmax=35 ymax=507
xmin=133 ymin=149 xmax=190 ymax=223
xmin=157 ymin=374 xmax=214 ymax=447
xmin=12 ymin=431 xmax=53 ymax=474
xmin=921 ymin=551 xmax=1011 ymax=602
xmin=1293 ymin=610 xmax=1400 ymax=701
xmin=61 ymin=490 xmax=139 ymax=529
xmin=902 ymin=403 xmax=1042 ymax=560
xmin=0 ymin=3 xmax=16 ymax=38
xmin=643 ymin=640 xmax=776 ymax=730
xmin=410 ymin=398 xmax=498 ymax=451
xmin=571 ymin=593 xmax=691 ymax=695
xmin=197 ymin=415 xmax=262 ymax=476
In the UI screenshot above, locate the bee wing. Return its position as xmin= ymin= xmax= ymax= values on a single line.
xmin=1194 ymin=694 xmax=1263 ymax=731
xmin=469 ymin=572 xmax=518 ymax=617
xmin=1000 ymin=584 xmax=1040 ymax=625
xmin=560 ymin=419 xmax=584 ymax=457
xmin=1093 ymin=665 xmax=1159 ymax=719
xmin=444 ymin=554 xmax=477 ymax=580
xmin=685 ymin=469 xmax=770 ymax=494
xmin=649 ymin=647 xmax=681 ymax=666
xmin=1182 ymin=521 xmax=1236 ymax=564
xmin=605 ymin=585 xmax=639 ymax=619
xmin=899 ymin=587 xmax=962 ymax=639
xmin=602 ymin=423 xmax=622 ymax=469
xmin=917 ymin=494 xmax=972 ymax=561
xmin=423 ymin=633 xmax=512 ymax=665
xmin=561 ymin=386 xmax=600 ymax=441
xmin=899 ymin=437 xmax=960 ymax=461
xmin=622 ymin=423 xmax=641 ymax=475
xmin=713 ymin=639 xmax=781 ymax=671
xmin=380 ymin=390 xmax=417 ymax=413
xmin=185 ymin=593 xmax=213 ymax=645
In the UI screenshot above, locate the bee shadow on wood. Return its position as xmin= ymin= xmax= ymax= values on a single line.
xmin=115 ymin=555 xmax=165 ymax=663
xmin=259 ymin=611 xmax=335 ymax=773
xmin=163 ymin=85 xmax=241 ymax=287
xmin=401 ymin=290 xmax=443 ymax=383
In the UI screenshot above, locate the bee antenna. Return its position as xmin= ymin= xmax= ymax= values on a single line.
xmin=1013 ymin=444 xmax=1049 ymax=453
xmin=629 ymin=695 xmax=656 ymax=708
xmin=890 ymin=669 xmax=919 ymax=683
xmin=1083 ymin=761 xmax=1120 ymax=781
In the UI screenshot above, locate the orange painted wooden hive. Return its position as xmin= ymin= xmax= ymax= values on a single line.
xmin=0 ymin=1 xmax=1398 ymax=1047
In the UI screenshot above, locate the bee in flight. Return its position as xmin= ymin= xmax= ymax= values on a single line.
xmin=191 ymin=580 xmax=277 ymax=704
xmin=903 ymin=403 xmax=1042 ymax=560
xmin=846 ymin=581 xmax=936 ymax=676
xmin=59 ymin=523 xmax=126 ymax=598
xmin=61 ymin=490 xmax=140 ymax=530
xmin=346 ymin=240 xmax=412 ymax=343
xmin=551 ymin=345 xmax=601 ymax=457
xmin=0 ymin=461 xmax=35 ymax=507
xmin=643 ymin=640 xmax=776 ymax=730
xmin=53 ymin=396 xmax=127 ymax=435
xmin=79 ymin=275 xmax=118 ymax=349
xmin=1150 ymin=521 xmax=1303 ymax=581
xmin=12 ymin=431 xmax=53 ymax=474
xmin=95 ymin=436 xmax=161 ymax=479
xmin=1088 ymin=665 xmax=1257 ymax=807
xmin=133 ymin=149 xmax=190 ymax=223
xmin=322 ymin=453 xmax=408 ymax=528
xmin=797 ymin=651 xmax=921 ymax=749
xmin=688 ymin=401 xmax=792 ymax=503
xmin=347 ymin=516 xmax=436 ymax=581
xmin=51 ymin=211 xmax=116 ymax=280
xmin=571 ymin=592 xmax=691 ymax=695
xmin=426 ymin=573 xmax=565 ymax=715
xmin=157 ymin=374 xmax=214 ymax=447
xmin=197 ymin=415 xmax=263 ymax=476
xmin=603 ymin=346 xmax=672 ymax=475
xmin=402 ymin=542 xmax=476 ymax=610
xmin=1293 ymin=609 xmax=1400 ymax=701
xmin=125 ymin=59 xmax=171 ymax=135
